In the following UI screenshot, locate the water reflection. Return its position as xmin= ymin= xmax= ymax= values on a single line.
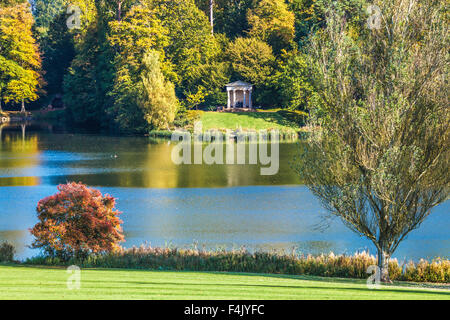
xmin=0 ymin=123 xmax=41 ymax=187
xmin=0 ymin=124 xmax=448 ymax=261
xmin=0 ymin=124 xmax=301 ymax=188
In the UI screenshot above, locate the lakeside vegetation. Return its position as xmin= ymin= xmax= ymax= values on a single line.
xmin=0 ymin=0 xmax=448 ymax=298
xmin=199 ymin=110 xmax=307 ymax=132
xmin=21 ymin=246 xmax=450 ymax=284
xmin=1 ymin=265 xmax=448 ymax=300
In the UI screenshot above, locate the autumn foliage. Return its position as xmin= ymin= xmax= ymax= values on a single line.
xmin=30 ymin=182 xmax=124 ymax=260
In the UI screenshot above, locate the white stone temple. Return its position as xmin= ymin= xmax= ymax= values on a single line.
xmin=226 ymin=81 xmax=253 ymax=109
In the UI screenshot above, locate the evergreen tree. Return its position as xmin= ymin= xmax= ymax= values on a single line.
xmin=63 ymin=0 xmax=116 ymax=128
xmin=40 ymin=11 xmax=75 ymax=98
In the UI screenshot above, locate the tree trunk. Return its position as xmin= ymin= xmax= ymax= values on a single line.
xmin=0 ymin=99 xmax=2 ymax=113
xmin=377 ymin=248 xmax=392 ymax=283
xmin=21 ymin=99 xmax=26 ymax=113
xmin=210 ymin=0 xmax=214 ymax=35
xmin=117 ymin=0 xmax=122 ymax=21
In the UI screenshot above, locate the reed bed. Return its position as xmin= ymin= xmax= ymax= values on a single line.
xmin=25 ymin=245 xmax=449 ymax=283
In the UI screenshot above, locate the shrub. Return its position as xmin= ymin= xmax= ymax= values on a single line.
xmin=186 ymin=110 xmax=204 ymax=125
xmin=30 ymin=182 xmax=124 ymax=261
xmin=0 ymin=241 xmax=15 ymax=262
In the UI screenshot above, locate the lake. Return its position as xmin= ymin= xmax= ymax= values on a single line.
xmin=0 ymin=123 xmax=448 ymax=261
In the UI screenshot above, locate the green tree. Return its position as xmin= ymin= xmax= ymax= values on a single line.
xmin=0 ymin=2 xmax=43 ymax=112
xmin=195 ymin=0 xmax=254 ymax=38
xmin=110 ymin=50 xmax=178 ymax=132
xmin=40 ymin=11 xmax=75 ymax=98
xmin=185 ymin=86 xmax=206 ymax=110
xmin=227 ymin=37 xmax=276 ymax=106
xmin=108 ymin=3 xmax=175 ymax=132
xmin=31 ymin=0 xmax=67 ymax=37
xmin=63 ymin=0 xmax=119 ymax=128
xmin=275 ymin=51 xmax=313 ymax=110
xmin=151 ymin=0 xmax=226 ymax=102
xmin=287 ymin=0 xmax=365 ymax=47
xmin=296 ymin=0 xmax=449 ymax=282
xmin=247 ymin=0 xmax=295 ymax=54
xmin=63 ymin=19 xmax=104 ymax=127
xmin=138 ymin=51 xmax=179 ymax=130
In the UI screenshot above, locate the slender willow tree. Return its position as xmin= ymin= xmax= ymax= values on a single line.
xmin=296 ymin=0 xmax=449 ymax=282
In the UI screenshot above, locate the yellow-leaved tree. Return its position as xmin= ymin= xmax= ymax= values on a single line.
xmin=0 ymin=1 xmax=44 ymax=112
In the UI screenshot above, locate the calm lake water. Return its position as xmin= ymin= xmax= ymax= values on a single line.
xmin=0 ymin=123 xmax=448 ymax=261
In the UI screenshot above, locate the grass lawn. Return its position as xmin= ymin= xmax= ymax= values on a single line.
xmin=0 ymin=265 xmax=448 ymax=300
xmin=199 ymin=111 xmax=303 ymax=132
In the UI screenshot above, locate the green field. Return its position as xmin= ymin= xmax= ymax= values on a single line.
xmin=0 ymin=265 xmax=448 ymax=300
xmin=199 ymin=111 xmax=303 ymax=132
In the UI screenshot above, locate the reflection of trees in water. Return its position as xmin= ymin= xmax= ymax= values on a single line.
xmin=0 ymin=123 xmax=304 ymax=189
xmin=0 ymin=124 xmax=41 ymax=186
xmin=174 ymin=142 xmax=302 ymax=188
xmin=35 ymin=136 xmax=303 ymax=188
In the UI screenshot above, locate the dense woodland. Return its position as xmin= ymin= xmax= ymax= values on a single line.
xmin=2 ymin=0 xmax=379 ymax=132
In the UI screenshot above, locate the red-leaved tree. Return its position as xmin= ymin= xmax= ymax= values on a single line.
xmin=30 ymin=182 xmax=124 ymax=260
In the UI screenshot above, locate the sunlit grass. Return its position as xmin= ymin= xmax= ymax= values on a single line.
xmin=199 ymin=111 xmax=302 ymax=132
xmin=0 ymin=265 xmax=448 ymax=300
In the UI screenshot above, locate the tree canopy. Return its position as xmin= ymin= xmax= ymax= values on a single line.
xmin=0 ymin=2 xmax=43 ymax=111
xmin=296 ymin=0 xmax=449 ymax=282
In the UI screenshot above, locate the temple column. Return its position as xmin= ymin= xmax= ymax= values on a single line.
xmin=249 ymin=90 xmax=253 ymax=109
xmin=233 ymin=90 xmax=236 ymax=108
xmin=243 ymin=90 xmax=247 ymax=108
xmin=227 ymin=89 xmax=231 ymax=109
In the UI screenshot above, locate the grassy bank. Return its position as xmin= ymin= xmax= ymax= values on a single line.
xmin=198 ymin=109 xmax=306 ymax=132
xmin=149 ymin=109 xmax=307 ymax=139
xmin=0 ymin=265 xmax=448 ymax=300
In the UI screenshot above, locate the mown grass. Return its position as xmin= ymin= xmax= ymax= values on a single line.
xmin=0 ymin=265 xmax=449 ymax=300
xmin=199 ymin=110 xmax=304 ymax=132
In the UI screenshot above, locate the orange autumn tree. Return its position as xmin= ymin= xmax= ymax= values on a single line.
xmin=30 ymin=182 xmax=124 ymax=260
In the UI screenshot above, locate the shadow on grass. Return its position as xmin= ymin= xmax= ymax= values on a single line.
xmin=5 ymin=264 xmax=449 ymax=294
xmin=243 ymin=110 xmax=305 ymax=129
xmin=202 ymin=270 xmax=450 ymax=291
xmin=77 ymin=279 xmax=450 ymax=297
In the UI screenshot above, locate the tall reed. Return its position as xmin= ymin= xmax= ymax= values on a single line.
xmin=24 ymin=245 xmax=449 ymax=283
